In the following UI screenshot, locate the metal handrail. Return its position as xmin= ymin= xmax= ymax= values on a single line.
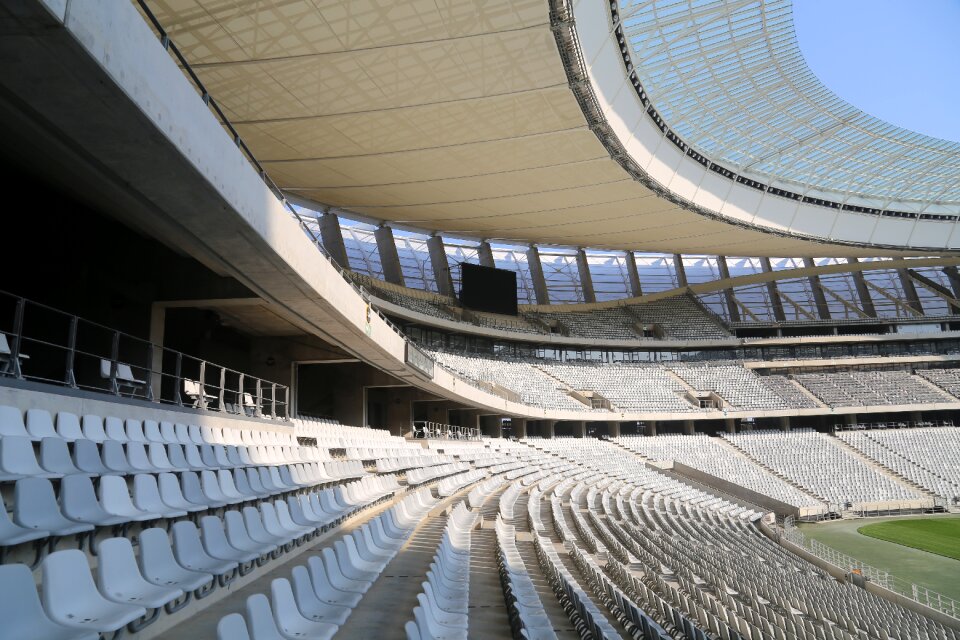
xmin=0 ymin=290 xmax=289 ymax=419
xmin=411 ymin=420 xmax=481 ymax=441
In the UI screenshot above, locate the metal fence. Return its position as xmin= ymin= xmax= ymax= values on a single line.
xmin=780 ymin=516 xmax=959 ymax=620
xmin=0 ymin=290 xmax=288 ymax=419
xmin=411 ymin=421 xmax=481 ymax=441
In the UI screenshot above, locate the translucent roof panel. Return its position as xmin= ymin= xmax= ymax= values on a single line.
xmin=620 ymin=0 xmax=960 ymax=208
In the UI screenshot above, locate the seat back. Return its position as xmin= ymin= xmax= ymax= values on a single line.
xmin=0 ymin=405 xmax=29 ymax=438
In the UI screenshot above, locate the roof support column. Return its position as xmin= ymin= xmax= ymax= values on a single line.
xmin=716 ymin=256 xmax=740 ymax=322
xmin=576 ymin=249 xmax=596 ymax=303
xmin=526 ymin=245 xmax=550 ymax=305
xmin=846 ymin=258 xmax=877 ymax=318
xmin=374 ymin=225 xmax=405 ymax=286
xmin=897 ymin=269 xmax=925 ymax=316
xmin=426 ymin=235 xmax=454 ymax=297
xmin=477 ymin=240 xmax=495 ymax=268
xmin=802 ymin=257 xmax=832 ymax=320
xmin=760 ymin=257 xmax=787 ymax=322
xmin=943 ymin=266 xmax=960 ymax=303
xmin=318 ymin=211 xmax=350 ymax=270
xmin=673 ymin=254 xmax=688 ymax=287
xmin=625 ymin=251 xmax=643 ymax=298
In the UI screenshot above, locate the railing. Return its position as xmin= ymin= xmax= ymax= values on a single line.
xmin=833 ymin=419 xmax=955 ymax=432
xmin=0 ymin=291 xmax=288 ymax=419
xmin=780 ymin=516 xmax=959 ymax=620
xmin=411 ymin=421 xmax=481 ymax=441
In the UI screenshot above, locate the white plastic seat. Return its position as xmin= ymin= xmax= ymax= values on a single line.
xmin=56 ymin=412 xmax=84 ymax=442
xmin=60 ymin=476 xmax=127 ymax=527
xmin=41 ymin=549 xmax=147 ymax=634
xmin=290 ymin=565 xmax=351 ymax=625
xmin=245 ymin=593 xmax=287 ymax=640
xmin=133 ymin=474 xmax=188 ymax=519
xmin=0 ymin=493 xmax=50 ymax=547
xmin=0 ymin=563 xmax=99 ymax=640
xmin=158 ymin=473 xmax=207 ymax=513
xmin=270 ymin=578 xmax=338 ymax=640
xmin=241 ymin=506 xmax=291 ymax=548
xmin=104 ymin=417 xmax=128 ymax=442
xmin=97 ymin=537 xmax=183 ymax=609
xmin=201 ymin=469 xmax=242 ymax=504
xmin=156 ymin=421 xmax=177 ymax=443
xmin=125 ymin=443 xmax=156 ymax=473
xmin=0 ymin=435 xmax=57 ymax=480
xmin=223 ymin=510 xmax=278 ymax=557
xmin=138 ymin=527 xmax=214 ymax=593
xmin=101 ymin=440 xmax=135 ymax=474
xmin=171 ymin=521 xmax=238 ymax=576
xmin=81 ymin=415 xmax=107 ymax=442
xmin=165 ymin=444 xmax=191 ymax=470
xmin=99 ymin=475 xmax=161 ymax=522
xmin=305 ymin=556 xmax=363 ymax=608
xmin=14 ymin=477 xmax=94 ymax=537
xmin=72 ymin=439 xmax=110 ymax=476
xmin=25 ymin=409 xmax=58 ymax=440
xmin=40 ymin=438 xmax=88 ymax=477
xmin=148 ymin=443 xmax=178 ymax=471
xmin=218 ymin=613 xmax=251 ymax=640
xmin=125 ymin=419 xmax=147 ymax=443
xmin=319 ymin=547 xmax=370 ymax=594
xmin=180 ymin=471 xmax=223 ymax=508
xmin=0 ymin=405 xmax=31 ymax=439
xmin=199 ymin=515 xmax=260 ymax=564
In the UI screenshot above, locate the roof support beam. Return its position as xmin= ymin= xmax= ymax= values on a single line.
xmin=427 ymin=235 xmax=454 ymax=297
xmin=374 ymin=225 xmax=405 ymax=286
xmin=673 ymin=254 xmax=688 ymax=288
xmin=802 ymin=258 xmax=832 ymax=320
xmin=625 ymin=251 xmax=642 ymax=298
xmin=759 ymin=257 xmax=787 ymax=322
xmin=864 ymin=279 xmax=922 ymax=317
xmin=905 ymin=269 xmax=960 ymax=314
xmin=526 ymin=245 xmax=550 ymax=305
xmin=896 ymin=269 xmax=925 ymax=316
xmin=943 ymin=266 xmax=960 ymax=301
xmin=716 ymin=256 xmax=740 ymax=322
xmin=575 ymin=249 xmax=596 ymax=303
xmin=845 ymin=257 xmax=877 ymax=318
xmin=319 ymin=211 xmax=350 ymax=271
xmin=477 ymin=241 xmax=495 ymax=268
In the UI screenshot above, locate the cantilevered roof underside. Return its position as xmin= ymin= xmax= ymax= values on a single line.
xmin=140 ymin=0 xmax=959 ymax=256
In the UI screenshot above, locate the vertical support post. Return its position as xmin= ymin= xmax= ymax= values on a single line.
xmin=284 ymin=387 xmax=290 ymax=419
xmin=8 ymin=298 xmax=25 ymax=378
xmin=897 ymin=269 xmax=925 ymax=315
xmin=477 ymin=241 xmax=496 ymax=268
xmin=673 ymin=254 xmax=688 ymax=287
xmin=174 ymin=352 xmax=183 ymax=406
xmin=760 ymin=257 xmax=787 ymax=321
xmin=237 ymin=373 xmax=245 ymax=414
xmin=374 ymin=225 xmax=405 ymax=286
xmin=255 ymin=378 xmax=263 ymax=417
xmin=682 ymin=420 xmax=695 ymax=435
xmin=575 ymin=249 xmax=596 ymax=303
xmin=847 ymin=258 xmax=877 ymax=317
xmin=426 ymin=234 xmax=455 ymax=297
xmin=197 ymin=360 xmax=208 ymax=410
xmin=319 ymin=211 xmax=351 ymax=270
xmin=645 ymin=421 xmax=657 ymax=437
xmin=144 ymin=339 xmax=155 ymax=402
xmin=802 ymin=257 xmax=832 ymax=320
xmin=625 ymin=251 xmax=643 ymax=298
xmin=512 ymin=418 xmax=527 ymax=439
xmin=271 ymin=383 xmax=277 ymax=419
xmin=218 ymin=366 xmax=226 ymax=412
xmin=65 ymin=315 xmax=78 ymax=388
xmin=109 ymin=331 xmax=120 ymax=395
xmin=716 ymin=256 xmax=741 ymax=322
xmin=526 ymin=245 xmax=550 ymax=305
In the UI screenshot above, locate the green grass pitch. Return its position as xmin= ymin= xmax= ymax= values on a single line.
xmin=857 ymin=518 xmax=960 ymax=561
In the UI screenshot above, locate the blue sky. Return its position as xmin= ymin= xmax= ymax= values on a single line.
xmin=793 ymin=0 xmax=960 ymax=143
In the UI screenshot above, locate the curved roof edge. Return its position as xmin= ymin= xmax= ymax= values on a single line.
xmin=557 ymin=0 xmax=960 ymax=253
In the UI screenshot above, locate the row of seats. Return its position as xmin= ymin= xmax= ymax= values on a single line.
xmin=217 ymin=488 xmax=440 ymax=639
xmin=405 ymin=501 xmax=478 ymax=640
xmin=495 ymin=516 xmax=558 ymax=640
